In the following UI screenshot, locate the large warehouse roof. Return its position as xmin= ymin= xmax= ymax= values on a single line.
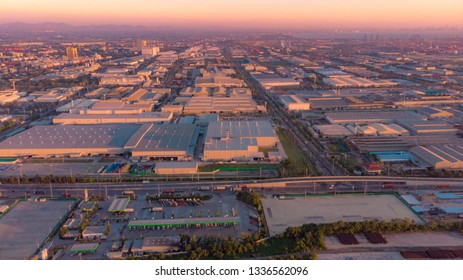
xmin=206 ymin=120 xmax=276 ymax=139
xmin=52 ymin=112 xmax=173 ymax=125
xmin=126 ymin=124 xmax=197 ymax=158
xmin=326 ymin=110 xmax=425 ymax=124
xmin=0 ymin=124 xmax=141 ymax=157
xmin=410 ymin=144 xmax=463 ymax=170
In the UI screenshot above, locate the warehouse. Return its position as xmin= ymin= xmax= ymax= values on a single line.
xmin=128 ymin=216 xmax=240 ymax=229
xmin=52 ymin=112 xmax=173 ymax=124
xmin=56 ymin=99 xmax=98 ymax=112
xmin=418 ymin=107 xmax=454 ymax=118
xmin=314 ymin=124 xmax=353 ymax=138
xmin=125 ymin=124 xmax=198 ymax=160
xmin=279 ymin=95 xmax=310 ymax=111
xmin=410 ymin=144 xmax=463 ymax=170
xmin=85 ymin=100 xmax=153 ymax=114
xmin=309 ymin=97 xmax=348 ymax=110
xmin=82 ymin=226 xmax=107 ymax=239
xmin=351 ymin=123 xmax=410 ymax=136
xmin=0 ymin=123 xmax=200 ymax=159
xmin=155 ymin=162 xmax=198 ymax=175
xmin=0 ymin=124 xmax=141 ymax=157
xmin=323 ymin=77 xmax=398 ymax=88
xmin=203 ymin=120 xmax=281 ymax=161
xmin=349 ymin=135 xmax=463 ymax=153
xmin=70 ymin=243 xmax=99 ymax=254
xmin=142 ymin=237 xmax=180 ymax=253
xmin=122 ymin=88 xmax=168 ymax=103
xmin=250 ymin=73 xmax=300 ymax=89
xmin=183 ymin=95 xmax=258 ymax=114
xmin=108 ymin=197 xmax=130 ymax=213
xmin=325 ymin=110 xmax=425 ymax=124
xmin=396 ymin=119 xmax=457 ymax=135
xmin=195 ymin=76 xmax=243 ymax=87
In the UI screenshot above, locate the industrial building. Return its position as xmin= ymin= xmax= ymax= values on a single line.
xmin=87 ymin=100 xmax=153 ymax=114
xmin=0 ymin=122 xmax=199 ymax=159
xmin=410 ymin=144 xmax=463 ymax=170
xmin=323 ymin=77 xmax=398 ymax=88
xmin=417 ymin=107 xmax=454 ymax=118
xmin=125 ymin=124 xmax=198 ymax=160
xmin=325 ymin=110 xmax=425 ymax=125
xmin=96 ymin=74 xmax=145 ymax=86
xmin=82 ymin=226 xmax=107 ymax=239
xmin=108 ymin=197 xmax=130 ymax=213
xmin=348 ymin=134 xmax=463 ymax=153
xmin=349 ymin=123 xmax=409 ymax=136
xmin=309 ymin=97 xmax=348 ymax=110
xmin=183 ymin=95 xmax=259 ymax=114
xmin=250 ymin=73 xmax=300 ymax=89
xmin=56 ymin=99 xmax=98 ymax=113
xmin=203 ymin=120 xmax=281 ymax=161
xmin=0 ymin=90 xmax=21 ymax=105
xmin=314 ymin=125 xmax=353 ymax=138
xmin=128 ymin=216 xmax=240 ymax=229
xmin=396 ymin=119 xmax=457 ymax=135
xmin=52 ymin=112 xmax=173 ymax=125
xmin=195 ymin=76 xmax=243 ymax=87
xmin=279 ymin=95 xmax=310 ymax=111
xmin=122 ymin=88 xmax=168 ymax=103
xmin=0 ymin=124 xmax=141 ymax=157
xmin=142 ymin=237 xmax=180 ymax=253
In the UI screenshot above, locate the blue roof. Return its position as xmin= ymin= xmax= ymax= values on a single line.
xmin=412 ymin=206 xmax=426 ymax=213
xmin=435 ymin=193 xmax=463 ymax=199
xmin=441 ymin=206 xmax=463 ymax=214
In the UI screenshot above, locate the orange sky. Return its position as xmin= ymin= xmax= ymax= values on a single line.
xmin=1 ymin=0 xmax=462 ymax=28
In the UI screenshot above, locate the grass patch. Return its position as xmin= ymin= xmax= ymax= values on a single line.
xmin=277 ymin=130 xmax=315 ymax=176
xmin=256 ymin=238 xmax=296 ymax=256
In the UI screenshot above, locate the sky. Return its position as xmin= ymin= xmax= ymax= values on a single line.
xmin=1 ymin=0 xmax=462 ymax=29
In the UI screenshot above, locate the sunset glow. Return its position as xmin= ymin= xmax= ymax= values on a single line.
xmin=1 ymin=0 xmax=462 ymax=28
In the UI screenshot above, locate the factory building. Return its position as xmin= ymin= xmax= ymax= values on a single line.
xmin=183 ymin=95 xmax=258 ymax=114
xmin=125 ymin=124 xmax=198 ymax=160
xmin=279 ymin=95 xmax=310 ymax=111
xmin=203 ymin=120 xmax=280 ymax=161
xmin=250 ymin=73 xmax=300 ymax=89
xmin=325 ymin=111 xmax=425 ymax=125
xmin=396 ymin=119 xmax=457 ymax=135
xmin=314 ymin=125 xmax=353 ymax=138
xmin=0 ymin=123 xmax=198 ymax=160
xmin=0 ymin=124 xmax=141 ymax=157
xmin=410 ymin=144 xmax=463 ymax=170
xmin=52 ymin=112 xmax=173 ymax=125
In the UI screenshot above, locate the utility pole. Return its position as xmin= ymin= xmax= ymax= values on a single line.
xmin=49 ymin=183 xmax=53 ymax=198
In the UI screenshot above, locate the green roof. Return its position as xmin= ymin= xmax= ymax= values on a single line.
xmin=0 ymin=158 xmax=18 ymax=162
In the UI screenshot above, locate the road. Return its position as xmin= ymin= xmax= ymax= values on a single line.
xmin=224 ymin=47 xmax=341 ymax=176
xmin=2 ymin=175 xmax=462 ymax=198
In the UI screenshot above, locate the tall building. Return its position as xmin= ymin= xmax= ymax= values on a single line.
xmin=66 ymin=47 xmax=78 ymax=60
xmin=137 ymin=39 xmax=147 ymax=51
xmin=141 ymin=46 xmax=160 ymax=56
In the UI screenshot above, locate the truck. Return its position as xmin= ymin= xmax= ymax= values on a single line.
xmin=198 ymin=186 xmax=210 ymax=191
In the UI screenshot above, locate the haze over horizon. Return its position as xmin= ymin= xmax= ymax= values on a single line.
xmin=1 ymin=0 xmax=462 ymax=29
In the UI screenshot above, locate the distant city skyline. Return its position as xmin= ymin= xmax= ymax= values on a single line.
xmin=1 ymin=0 xmax=462 ymax=29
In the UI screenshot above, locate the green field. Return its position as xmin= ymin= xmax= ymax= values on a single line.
xmin=277 ymin=130 xmax=315 ymax=176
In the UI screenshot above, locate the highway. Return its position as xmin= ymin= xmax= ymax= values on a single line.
xmin=1 ymin=175 xmax=462 ymax=198
xmin=225 ymin=47 xmax=341 ymax=176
